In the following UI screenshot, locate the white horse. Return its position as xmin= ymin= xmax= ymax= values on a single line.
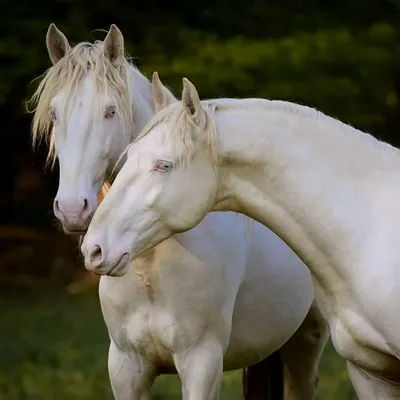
xmin=81 ymin=75 xmax=400 ymax=399
xmin=31 ymin=24 xmax=329 ymax=400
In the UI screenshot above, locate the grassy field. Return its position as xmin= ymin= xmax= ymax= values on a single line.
xmin=0 ymin=289 xmax=357 ymax=399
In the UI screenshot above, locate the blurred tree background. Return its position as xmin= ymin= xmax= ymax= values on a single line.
xmin=1 ymin=0 xmax=399 ymax=398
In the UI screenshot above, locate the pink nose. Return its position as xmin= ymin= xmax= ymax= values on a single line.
xmin=53 ymin=197 xmax=94 ymax=234
xmin=84 ymin=245 xmax=104 ymax=271
xmin=82 ymin=239 xmax=130 ymax=277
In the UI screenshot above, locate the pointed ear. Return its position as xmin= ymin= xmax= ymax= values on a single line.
xmin=151 ymin=72 xmax=177 ymax=112
xmin=104 ymin=24 xmax=124 ymax=67
xmin=182 ymin=78 xmax=202 ymax=125
xmin=46 ymin=23 xmax=71 ymax=65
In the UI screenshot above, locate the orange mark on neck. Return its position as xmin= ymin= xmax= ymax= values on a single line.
xmin=97 ymin=181 xmax=112 ymax=204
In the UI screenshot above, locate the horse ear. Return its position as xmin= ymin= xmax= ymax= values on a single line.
xmin=151 ymin=72 xmax=177 ymax=112
xmin=46 ymin=23 xmax=70 ymax=65
xmin=182 ymin=78 xmax=202 ymax=125
xmin=104 ymin=24 xmax=124 ymax=67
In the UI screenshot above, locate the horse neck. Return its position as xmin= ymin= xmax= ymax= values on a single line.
xmin=128 ymin=66 xmax=156 ymax=142
xmin=213 ymin=102 xmax=400 ymax=292
xmin=113 ymin=66 xmax=156 ymax=176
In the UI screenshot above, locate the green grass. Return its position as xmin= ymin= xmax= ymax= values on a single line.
xmin=0 ymin=290 xmax=356 ymax=399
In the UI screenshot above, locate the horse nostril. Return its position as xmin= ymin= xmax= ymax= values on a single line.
xmin=90 ymin=245 xmax=103 ymax=265
xmin=82 ymin=198 xmax=89 ymax=212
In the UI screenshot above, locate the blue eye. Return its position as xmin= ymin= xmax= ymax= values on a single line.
xmin=154 ymin=161 xmax=173 ymax=172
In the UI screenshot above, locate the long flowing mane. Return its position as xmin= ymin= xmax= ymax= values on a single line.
xmin=27 ymin=39 xmax=151 ymax=167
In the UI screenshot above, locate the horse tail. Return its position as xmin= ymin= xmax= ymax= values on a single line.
xmin=242 ymin=350 xmax=284 ymax=400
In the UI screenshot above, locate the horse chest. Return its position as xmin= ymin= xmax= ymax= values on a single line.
xmin=110 ymin=305 xmax=212 ymax=370
xmin=100 ymin=279 xmax=211 ymax=368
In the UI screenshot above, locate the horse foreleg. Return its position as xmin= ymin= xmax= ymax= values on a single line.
xmin=173 ymin=335 xmax=224 ymax=400
xmin=108 ymin=339 xmax=155 ymax=400
xmin=280 ymin=300 xmax=330 ymax=400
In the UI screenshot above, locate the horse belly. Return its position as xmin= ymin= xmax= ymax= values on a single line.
xmin=223 ymin=275 xmax=312 ymax=370
xmin=223 ymin=223 xmax=314 ymax=370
